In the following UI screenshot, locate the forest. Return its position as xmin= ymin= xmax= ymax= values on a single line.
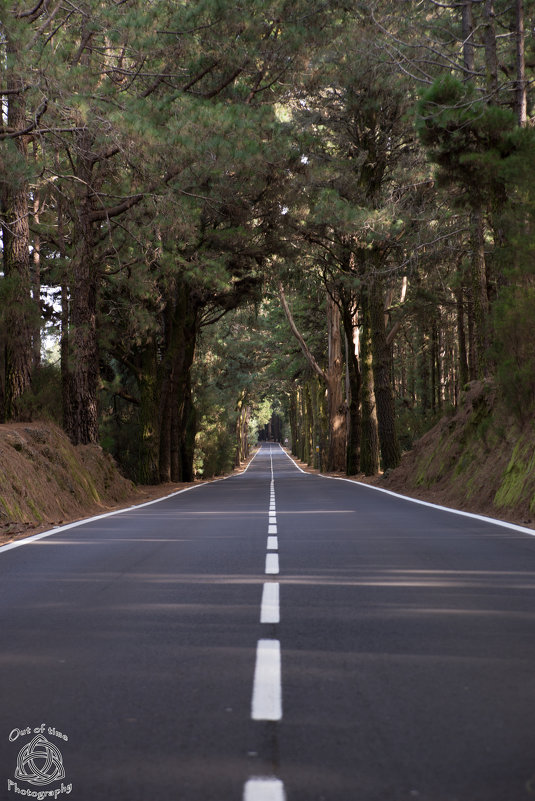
xmin=1 ymin=0 xmax=535 ymax=486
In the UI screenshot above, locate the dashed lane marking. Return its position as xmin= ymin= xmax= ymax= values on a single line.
xmin=260 ymin=582 xmax=280 ymax=624
xmin=251 ymin=639 xmax=282 ymax=721
xmin=265 ymin=553 xmax=279 ymax=574
xmin=243 ymin=777 xmax=285 ymax=801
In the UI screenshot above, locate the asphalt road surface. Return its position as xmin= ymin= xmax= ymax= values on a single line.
xmin=2 ymin=444 xmax=535 ymax=801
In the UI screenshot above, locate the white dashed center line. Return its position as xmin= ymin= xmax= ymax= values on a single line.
xmin=265 ymin=552 xmax=279 ymax=574
xmin=244 ymin=447 xmax=286 ymax=800
xmin=260 ymin=582 xmax=280 ymax=623
xmin=251 ymin=639 xmax=282 ymax=720
xmin=243 ymin=777 xmax=286 ymax=801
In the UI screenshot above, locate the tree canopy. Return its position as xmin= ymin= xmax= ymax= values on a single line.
xmin=2 ymin=0 xmax=535 ymax=481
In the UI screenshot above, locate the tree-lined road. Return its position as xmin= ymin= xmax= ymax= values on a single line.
xmin=2 ymin=444 xmax=535 ymax=800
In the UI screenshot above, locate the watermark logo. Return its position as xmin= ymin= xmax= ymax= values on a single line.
xmin=8 ymin=725 xmax=72 ymax=798
xmin=15 ymin=734 xmax=65 ymax=786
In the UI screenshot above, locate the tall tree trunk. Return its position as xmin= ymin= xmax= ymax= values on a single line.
xmin=66 ymin=130 xmax=99 ymax=446
xmin=326 ymin=291 xmax=346 ymax=472
xmin=67 ymin=208 xmax=99 ymax=444
xmin=462 ymin=0 xmax=491 ymax=382
xmin=462 ymin=0 xmax=475 ymax=79
xmin=289 ymin=390 xmax=298 ymax=455
xmin=31 ymin=142 xmax=41 ymax=370
xmin=174 ymin=297 xmax=198 ymax=482
xmin=0 ymin=341 xmax=5 ymax=424
xmin=456 ymin=284 xmax=469 ymax=390
xmin=180 ymin=376 xmax=196 ymax=482
xmin=359 ymin=293 xmax=380 ymax=475
xmin=235 ymin=393 xmax=247 ymax=466
xmin=304 ymin=382 xmax=313 ymax=465
xmin=417 ymin=317 xmax=431 ymax=415
xmin=466 ymin=283 xmax=477 ymax=381
xmin=342 ymin=302 xmax=361 ymax=475
xmin=159 ymin=281 xmax=199 ymax=482
xmin=483 ymin=0 xmax=499 ymax=99
xmin=515 ymin=0 xmax=527 ymax=126
xmin=310 ymin=377 xmax=319 ymax=469
xmin=55 ymin=149 xmax=72 ymax=436
xmin=136 ymin=342 xmax=160 ymax=485
xmin=60 ymin=280 xmax=72 ymax=435
xmin=159 ymin=391 xmax=172 ymax=482
xmin=470 ymin=208 xmax=490 ymax=378
xmin=170 ymin=397 xmax=181 ymax=481
xmin=63 ymin=20 xmax=100 ymax=445
xmin=2 ymin=64 xmax=33 ymax=419
xmin=369 ymin=277 xmax=401 ymax=470
xmin=296 ymin=386 xmax=305 ymax=461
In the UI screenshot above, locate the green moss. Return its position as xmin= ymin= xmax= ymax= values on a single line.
xmin=0 ymin=496 xmax=12 ymax=517
xmin=415 ymin=449 xmax=436 ymax=487
xmin=464 ymin=471 xmax=477 ymax=500
xmin=27 ymin=499 xmax=44 ymax=522
xmin=495 ymin=439 xmax=535 ymax=509
xmin=59 ymin=447 xmax=101 ymax=503
xmin=453 ymin=448 xmax=474 ymax=477
xmin=0 ymin=496 xmax=24 ymax=521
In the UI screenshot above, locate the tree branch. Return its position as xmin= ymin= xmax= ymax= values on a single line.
xmin=203 ymin=63 xmax=248 ymax=99
xmin=14 ymin=0 xmax=45 ymax=19
xmin=0 ymin=99 xmax=48 ymax=140
xmin=279 ymin=282 xmax=327 ymax=382
xmin=88 ymin=167 xmax=183 ymax=223
xmin=113 ymin=389 xmax=140 ymax=406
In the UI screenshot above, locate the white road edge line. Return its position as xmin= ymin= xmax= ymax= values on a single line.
xmin=275 ymin=444 xmax=535 ymax=538
xmin=265 ymin=553 xmax=279 ymax=574
xmin=251 ymin=639 xmax=282 ymax=720
xmin=243 ymin=777 xmax=285 ymax=801
xmin=260 ymin=582 xmax=280 ymax=623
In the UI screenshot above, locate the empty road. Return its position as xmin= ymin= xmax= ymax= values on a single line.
xmin=1 ymin=444 xmax=535 ymax=800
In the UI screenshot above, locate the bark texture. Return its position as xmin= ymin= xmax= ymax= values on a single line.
xmin=369 ymin=277 xmax=401 ymax=471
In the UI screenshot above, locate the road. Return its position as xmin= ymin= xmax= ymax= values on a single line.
xmin=1 ymin=443 xmax=535 ymax=800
